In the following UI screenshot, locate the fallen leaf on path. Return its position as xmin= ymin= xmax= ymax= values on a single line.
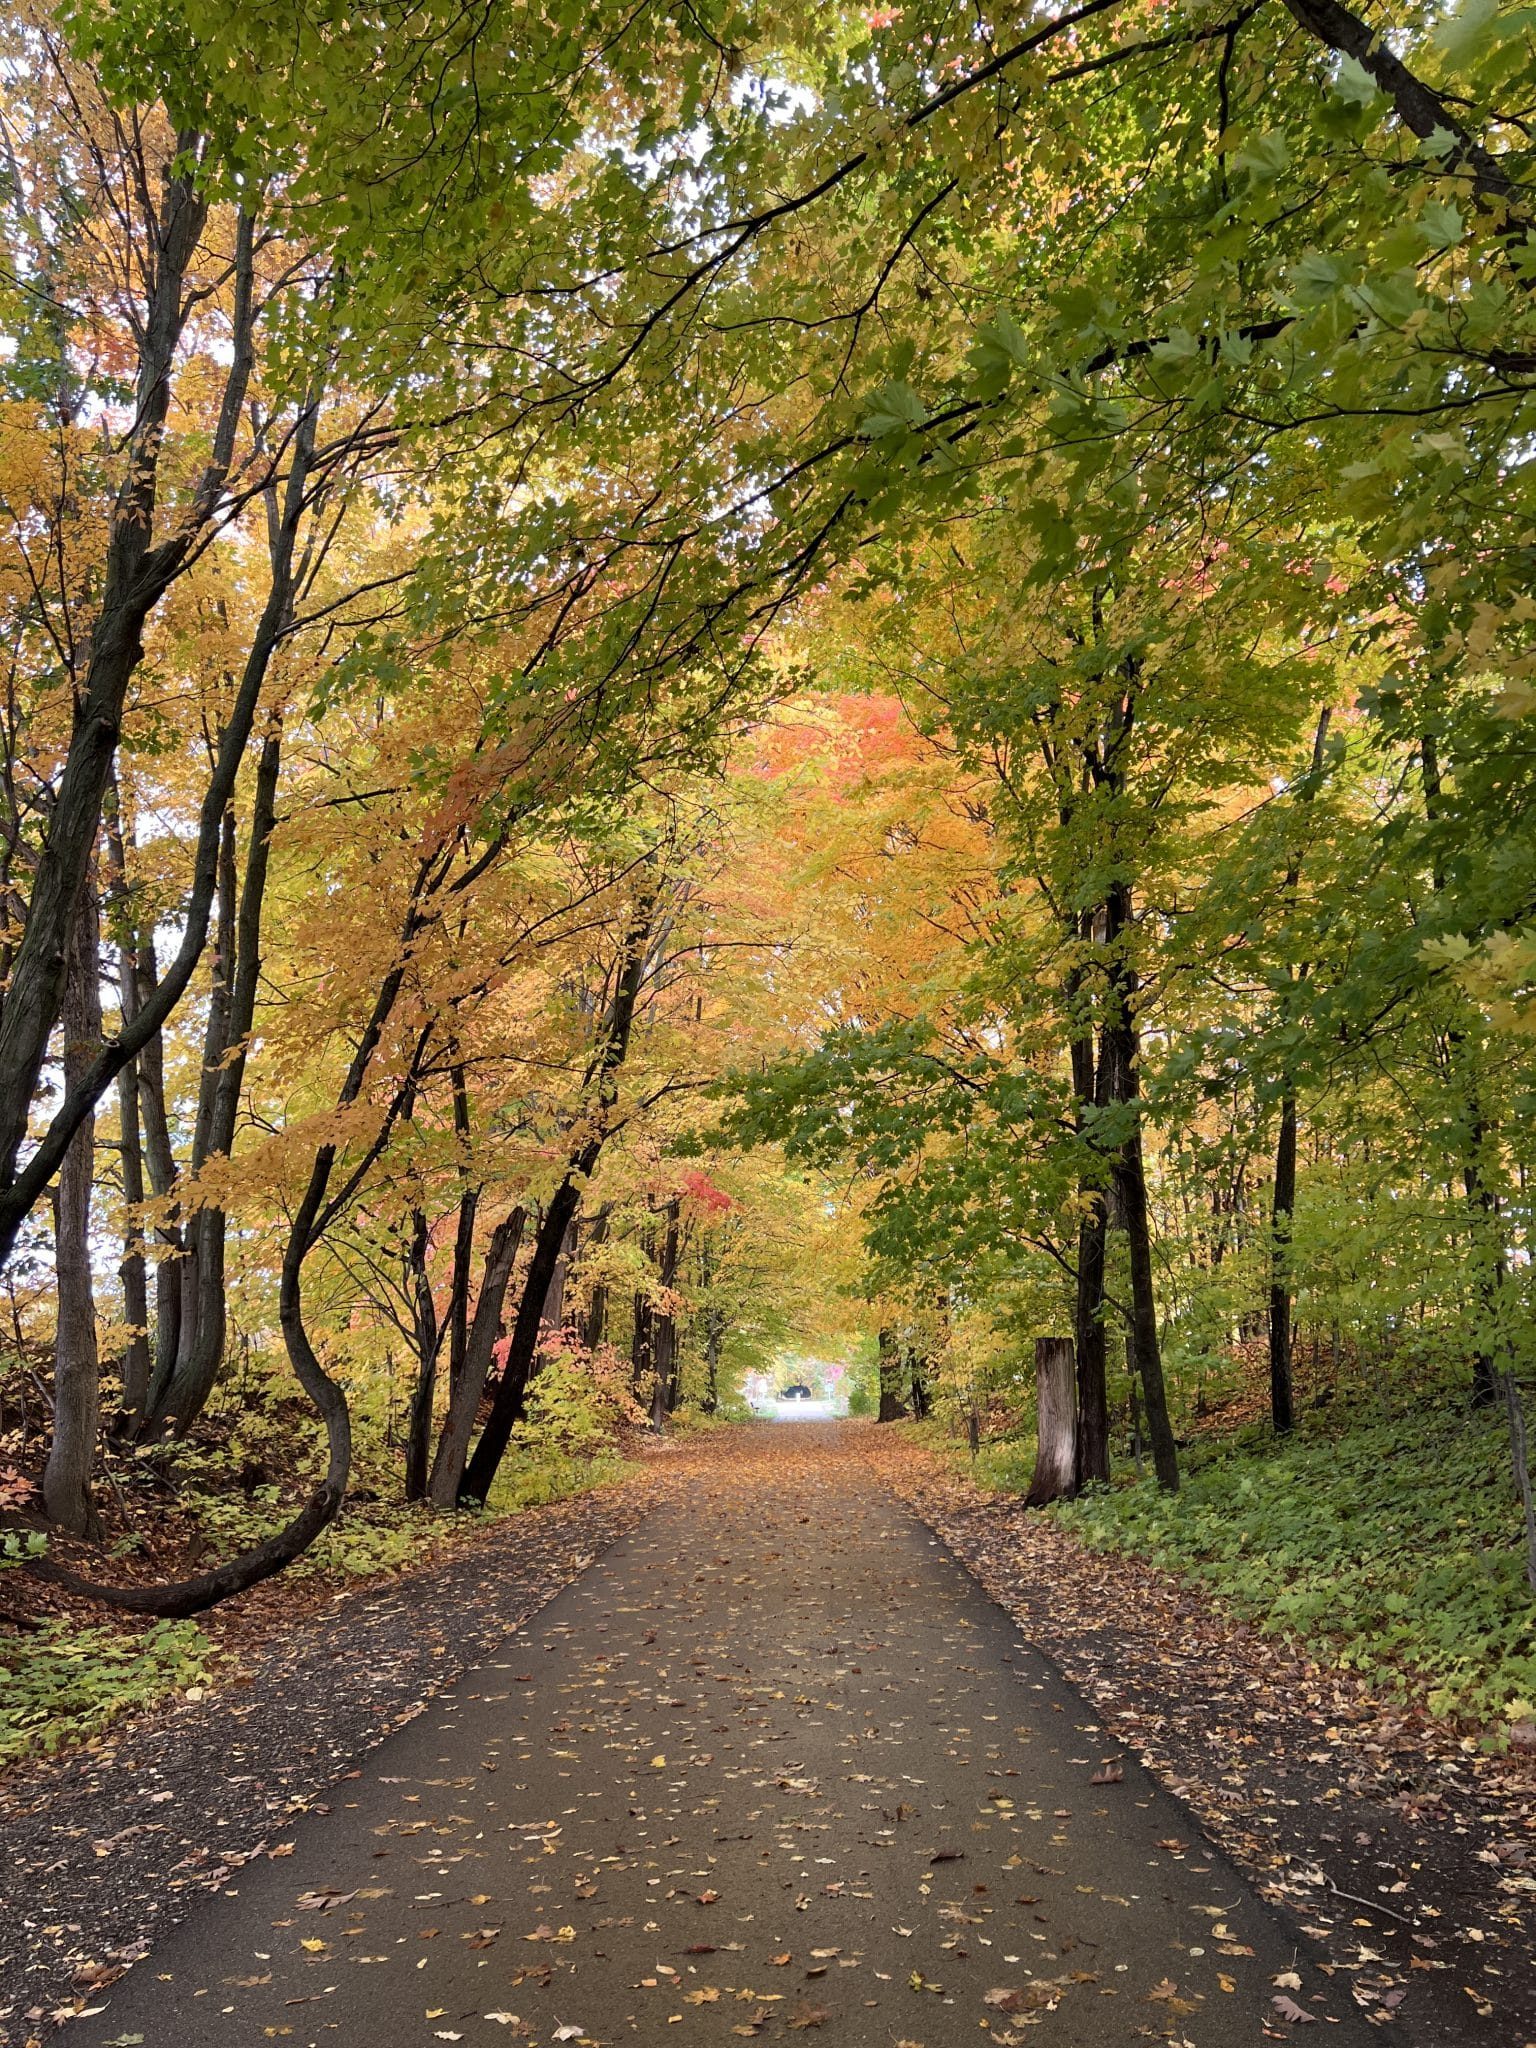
xmin=1272 ymin=1994 xmax=1318 ymax=2024
xmin=984 ymin=1983 xmax=1064 ymax=2014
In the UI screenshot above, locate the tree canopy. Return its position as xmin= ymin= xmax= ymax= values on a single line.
xmin=1 ymin=0 xmax=1534 ymax=1635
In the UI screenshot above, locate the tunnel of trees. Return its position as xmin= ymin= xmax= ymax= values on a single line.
xmin=2 ymin=0 xmax=1536 ymax=1633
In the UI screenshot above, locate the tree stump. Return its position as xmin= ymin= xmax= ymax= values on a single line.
xmin=1024 ymin=1336 xmax=1078 ymax=1507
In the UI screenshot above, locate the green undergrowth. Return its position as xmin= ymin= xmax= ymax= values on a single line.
xmin=968 ymin=1432 xmax=1039 ymax=1494
xmin=0 ymin=1610 xmax=212 ymax=1765
xmin=485 ymin=1445 xmax=628 ymax=1512
xmin=1 ymin=1445 xmax=629 ymax=1771
xmin=1050 ymin=1403 xmax=1536 ymax=1732
xmin=901 ymin=1417 xmax=1038 ymax=1494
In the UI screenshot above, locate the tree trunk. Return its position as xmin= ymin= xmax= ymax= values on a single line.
xmin=141 ymin=696 xmax=285 ymax=1437
xmin=909 ymin=1349 xmax=930 ymax=1421
xmin=631 ymin=1280 xmax=655 ymax=1408
xmin=441 ymin=1057 xmax=479 ymax=1414
xmin=459 ymin=892 xmax=653 ymax=1504
xmin=650 ymin=1198 xmax=681 ymax=1429
xmin=403 ymin=1206 xmax=441 ymax=1502
xmin=580 ymin=1211 xmax=611 ymax=1349
xmin=1101 ymin=879 xmax=1178 ymax=1492
xmin=150 ymin=804 xmax=237 ymax=1432
xmin=1463 ymin=1137 xmax=1504 ymax=1408
xmin=1502 ymin=1372 xmax=1536 ymax=1596
xmin=540 ymin=1213 xmax=577 ymax=1336
xmin=102 ymin=784 xmax=149 ymax=1429
xmin=132 ymin=931 xmax=183 ymax=1408
xmin=460 ymin=1181 xmax=584 ymax=1501
xmin=1268 ymin=708 xmax=1330 ymax=1435
xmin=114 ymin=1046 xmax=151 ymax=1426
xmin=1268 ymin=1090 xmax=1298 ymax=1435
xmin=702 ymin=1310 xmax=723 ymax=1415
xmin=43 ymin=875 xmax=104 ymax=1537
xmin=1024 ymin=1336 xmax=1077 ymax=1507
xmin=1073 ymin=1199 xmax=1109 ymax=1483
xmin=1420 ymin=729 xmax=1504 ymax=1407
xmin=650 ymin=1320 xmax=674 ymax=1429
xmin=427 ymin=1207 xmax=524 ymax=1510
xmin=876 ymin=1325 xmax=905 ymax=1421
xmin=1068 ymin=926 xmax=1110 ymax=1486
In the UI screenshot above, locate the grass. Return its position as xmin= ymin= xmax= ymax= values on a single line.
xmin=0 ymin=1613 xmax=212 ymax=1766
xmin=1052 ymin=1399 xmax=1536 ymax=1731
xmin=913 ymin=1389 xmax=1536 ymax=1731
xmin=0 ymin=1444 xmax=631 ymax=1771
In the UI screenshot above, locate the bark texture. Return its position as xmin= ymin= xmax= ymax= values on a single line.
xmin=43 ymin=877 xmax=104 ymax=1536
xmin=1024 ymin=1336 xmax=1078 ymax=1508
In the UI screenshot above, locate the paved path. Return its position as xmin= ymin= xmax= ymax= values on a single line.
xmin=70 ymin=1429 xmax=1377 ymax=2047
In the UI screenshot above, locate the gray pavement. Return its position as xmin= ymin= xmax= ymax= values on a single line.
xmin=67 ymin=1427 xmax=1379 ymax=2047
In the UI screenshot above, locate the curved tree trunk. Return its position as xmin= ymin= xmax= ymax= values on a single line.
xmin=33 ymin=1205 xmax=351 ymax=1616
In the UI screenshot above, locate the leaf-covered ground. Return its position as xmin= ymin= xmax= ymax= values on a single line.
xmin=3 ymin=1423 xmax=1534 ymax=2048
xmin=867 ymin=1429 xmax=1536 ymax=2046
xmin=30 ymin=1423 xmax=1379 ymax=2048
xmin=1 ymin=1431 xmax=626 ymax=1767
xmin=0 ymin=1458 xmax=677 ymax=2044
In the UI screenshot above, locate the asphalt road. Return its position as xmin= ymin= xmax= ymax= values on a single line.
xmin=68 ymin=1428 xmax=1380 ymax=2047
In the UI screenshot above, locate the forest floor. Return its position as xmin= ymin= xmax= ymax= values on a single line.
xmin=0 ymin=1424 xmax=1532 ymax=2048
